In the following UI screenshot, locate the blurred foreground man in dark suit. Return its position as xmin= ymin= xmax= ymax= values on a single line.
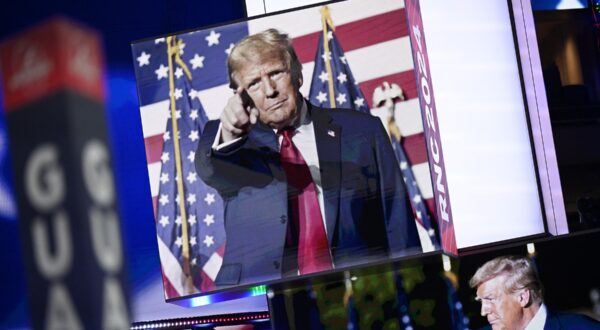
xmin=470 ymin=255 xmax=600 ymax=330
xmin=196 ymin=29 xmax=420 ymax=287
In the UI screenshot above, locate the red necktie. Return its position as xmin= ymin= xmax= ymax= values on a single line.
xmin=279 ymin=129 xmax=332 ymax=274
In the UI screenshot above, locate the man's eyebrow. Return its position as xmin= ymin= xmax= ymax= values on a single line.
xmin=269 ymin=66 xmax=286 ymax=72
xmin=243 ymin=75 xmax=261 ymax=88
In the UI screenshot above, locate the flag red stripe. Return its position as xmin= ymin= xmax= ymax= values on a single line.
xmin=359 ymin=70 xmax=418 ymax=108
xmin=145 ymin=134 xmax=165 ymax=164
xmin=216 ymin=243 xmax=225 ymax=256
xmin=152 ymin=196 xmax=158 ymax=217
xmin=200 ymin=271 xmax=216 ymax=292
xmin=292 ymin=8 xmax=408 ymax=64
xmin=402 ymin=133 xmax=428 ymax=165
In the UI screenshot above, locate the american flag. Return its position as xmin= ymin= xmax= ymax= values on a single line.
xmin=132 ymin=26 xmax=247 ymax=297
xmin=391 ymin=135 xmax=439 ymax=247
xmin=308 ymin=8 xmax=367 ymax=113
xmin=133 ymin=0 xmax=437 ymax=298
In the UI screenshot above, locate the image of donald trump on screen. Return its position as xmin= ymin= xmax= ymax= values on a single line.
xmin=195 ymin=28 xmax=422 ymax=287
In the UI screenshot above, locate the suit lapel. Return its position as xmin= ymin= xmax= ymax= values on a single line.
xmin=310 ymin=104 xmax=341 ymax=246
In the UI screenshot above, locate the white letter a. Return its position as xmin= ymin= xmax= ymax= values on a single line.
xmin=103 ymin=277 xmax=130 ymax=330
xmin=45 ymin=284 xmax=83 ymax=330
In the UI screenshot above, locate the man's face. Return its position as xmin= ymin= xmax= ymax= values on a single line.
xmin=233 ymin=55 xmax=302 ymax=130
xmin=476 ymin=275 xmax=525 ymax=330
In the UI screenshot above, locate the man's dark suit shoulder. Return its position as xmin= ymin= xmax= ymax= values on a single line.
xmin=319 ymin=106 xmax=382 ymax=125
xmin=478 ymin=311 xmax=600 ymax=330
xmin=545 ymin=311 xmax=600 ymax=330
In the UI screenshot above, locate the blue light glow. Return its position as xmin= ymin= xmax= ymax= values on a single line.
xmin=531 ymin=0 xmax=588 ymax=10
xmin=175 ymin=286 xmax=267 ymax=308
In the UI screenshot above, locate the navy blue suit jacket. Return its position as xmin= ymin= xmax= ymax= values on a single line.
xmin=544 ymin=311 xmax=600 ymax=329
xmin=196 ymin=103 xmax=421 ymax=287
xmin=480 ymin=311 xmax=600 ymax=330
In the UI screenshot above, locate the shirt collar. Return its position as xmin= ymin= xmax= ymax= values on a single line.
xmin=525 ymin=303 xmax=547 ymax=330
xmin=297 ymin=99 xmax=310 ymax=127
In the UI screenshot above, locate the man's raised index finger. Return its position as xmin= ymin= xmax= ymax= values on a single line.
xmin=232 ymin=86 xmax=246 ymax=105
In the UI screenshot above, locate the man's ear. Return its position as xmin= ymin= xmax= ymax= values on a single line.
xmin=297 ymin=72 xmax=303 ymax=88
xmin=518 ymin=289 xmax=531 ymax=307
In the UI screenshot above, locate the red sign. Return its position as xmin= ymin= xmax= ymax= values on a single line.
xmin=0 ymin=17 xmax=105 ymax=111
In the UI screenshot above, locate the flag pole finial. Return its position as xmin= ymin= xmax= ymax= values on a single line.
xmin=320 ymin=5 xmax=335 ymax=31
xmin=168 ymin=38 xmax=193 ymax=81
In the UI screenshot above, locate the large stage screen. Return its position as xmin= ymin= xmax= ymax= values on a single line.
xmin=132 ymin=0 xmax=439 ymax=299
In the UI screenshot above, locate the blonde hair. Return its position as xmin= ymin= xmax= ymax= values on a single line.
xmin=227 ymin=29 xmax=302 ymax=89
xmin=469 ymin=255 xmax=543 ymax=305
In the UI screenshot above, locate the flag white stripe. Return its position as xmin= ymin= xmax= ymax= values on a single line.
xmin=416 ymin=222 xmax=434 ymax=252
xmin=148 ymin=162 xmax=162 ymax=197
xmin=197 ymin=84 xmax=234 ymax=121
xmin=335 ymin=38 xmax=414 ymax=83
xmin=202 ymin=252 xmax=223 ymax=281
xmin=140 ymin=100 xmax=170 ymax=139
xmin=247 ymin=0 xmax=404 ymax=38
xmin=394 ymin=99 xmax=424 ymax=137
xmin=370 ymin=99 xmax=424 ymax=138
xmin=412 ymin=162 xmax=434 ymax=199
xmin=299 ymin=37 xmax=414 ymax=95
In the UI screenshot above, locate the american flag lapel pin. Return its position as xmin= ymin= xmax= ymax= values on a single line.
xmin=327 ymin=129 xmax=335 ymax=137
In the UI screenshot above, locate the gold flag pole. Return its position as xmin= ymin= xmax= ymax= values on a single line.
xmin=166 ymin=36 xmax=194 ymax=293
xmin=388 ymin=116 xmax=402 ymax=142
xmin=343 ymin=271 xmax=353 ymax=307
xmin=320 ymin=6 xmax=337 ymax=109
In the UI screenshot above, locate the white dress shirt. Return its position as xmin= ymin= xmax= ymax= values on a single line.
xmin=525 ymin=303 xmax=547 ymax=330
xmin=212 ymin=100 xmax=328 ymax=234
